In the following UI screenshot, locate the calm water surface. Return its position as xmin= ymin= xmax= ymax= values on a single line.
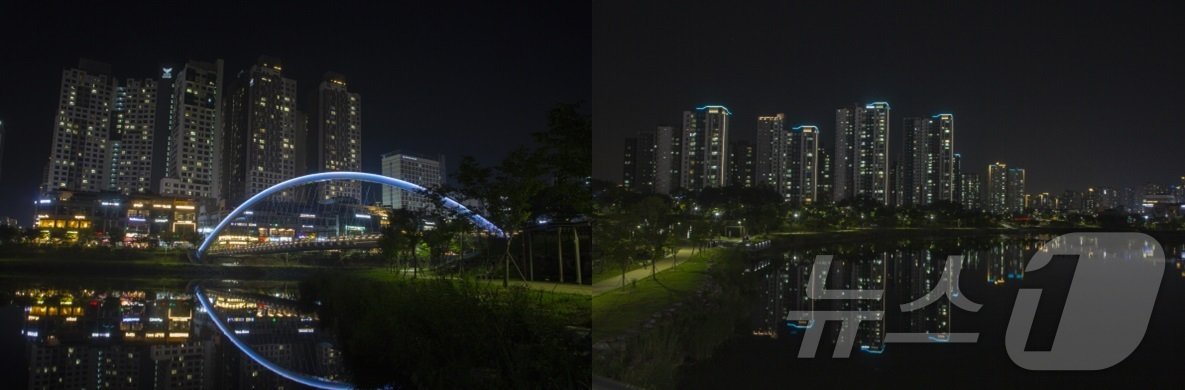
xmin=0 ymin=279 xmax=344 ymax=389
xmin=680 ymin=233 xmax=1185 ymax=388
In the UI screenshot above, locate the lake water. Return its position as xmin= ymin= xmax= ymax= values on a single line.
xmin=0 ymin=279 xmax=345 ymax=389
xmin=679 ymin=233 xmax=1185 ymax=387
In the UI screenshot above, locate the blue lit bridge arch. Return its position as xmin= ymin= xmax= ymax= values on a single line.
xmin=194 ymin=171 xmax=504 ymax=261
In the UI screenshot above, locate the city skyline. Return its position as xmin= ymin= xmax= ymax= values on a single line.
xmin=0 ymin=2 xmax=590 ymax=225
xmin=593 ymin=1 xmax=1185 ymax=194
xmin=618 ymin=100 xmax=1185 ymax=215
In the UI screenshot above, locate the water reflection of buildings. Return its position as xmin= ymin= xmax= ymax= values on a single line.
xmin=751 ymin=241 xmax=1040 ymax=355
xmin=15 ymin=287 xmax=343 ymax=389
xmin=981 ymin=239 xmax=1031 ymax=285
xmin=752 ymin=251 xmax=887 ymax=353
xmin=751 ymin=237 xmax=1185 ymax=358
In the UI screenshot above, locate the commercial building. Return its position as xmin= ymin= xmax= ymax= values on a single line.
xmin=33 ymin=190 xmax=197 ymax=245
xmin=381 ymin=151 xmax=445 ymax=210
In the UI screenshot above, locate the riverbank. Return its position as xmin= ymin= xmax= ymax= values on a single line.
xmin=591 ymin=248 xmax=747 ymax=388
xmin=590 ymin=227 xmax=1185 ymax=389
xmin=0 ymin=252 xmax=344 ymax=281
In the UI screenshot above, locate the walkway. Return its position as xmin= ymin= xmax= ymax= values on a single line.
xmin=592 ymin=247 xmax=695 ymax=295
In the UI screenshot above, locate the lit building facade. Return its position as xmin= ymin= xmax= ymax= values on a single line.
xmin=112 ymin=78 xmax=160 ymax=194
xmin=309 ymin=72 xmax=362 ymax=202
xmin=43 ymin=59 xmax=115 ymax=193
xmin=900 ymin=113 xmax=954 ymax=205
xmin=680 ymin=105 xmax=731 ymax=190
xmin=1006 ymin=167 xmax=1026 ymax=213
xmin=785 ymin=125 xmax=819 ymax=205
xmin=728 ymin=139 xmax=754 ymax=188
xmin=816 ymin=148 xmax=833 ymax=204
xmin=160 ymin=60 xmax=224 ymax=200
xmin=986 ymin=163 xmax=1009 ymax=213
xmin=654 ymin=125 xmax=678 ymax=194
xmin=222 ymin=56 xmax=297 ymax=206
xmin=33 ymin=191 xmax=197 ymax=245
xmin=622 ymin=130 xmax=657 ymax=192
xmin=834 ymin=102 xmax=890 ymax=204
xmin=381 ymin=151 xmax=445 ymax=210
xmin=755 ymin=114 xmax=785 ymax=189
xmin=961 ymin=173 xmax=982 ymax=210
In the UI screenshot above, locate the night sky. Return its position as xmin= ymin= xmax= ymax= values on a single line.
xmin=0 ymin=2 xmax=589 ymax=225
xmin=594 ymin=1 xmax=1185 ymax=194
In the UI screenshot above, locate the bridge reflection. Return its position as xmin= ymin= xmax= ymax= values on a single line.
xmin=206 ymin=234 xmax=383 ymax=257
xmin=14 ymin=284 xmax=349 ymax=389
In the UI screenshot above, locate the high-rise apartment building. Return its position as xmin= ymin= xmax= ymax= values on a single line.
xmin=111 ymin=78 xmax=159 ymax=194
xmin=160 ymin=59 xmax=224 ymax=200
xmin=622 ymin=130 xmax=657 ymax=192
xmin=961 ymin=172 xmax=981 ymax=210
xmin=901 ymin=113 xmax=955 ymax=205
xmin=785 ymin=125 xmax=819 ymax=205
xmin=901 ymin=116 xmax=925 ymax=206
xmin=308 ymin=72 xmax=362 ymax=202
xmin=728 ymin=140 xmax=754 ymax=188
xmin=930 ymin=114 xmax=956 ymax=203
xmin=381 ymin=151 xmax=445 ymax=210
xmin=986 ymin=162 xmax=1025 ymax=213
xmin=953 ymin=153 xmax=964 ymax=205
xmin=816 ymin=148 xmax=833 ymax=204
xmin=653 ymin=125 xmax=677 ymax=194
xmin=1006 ymin=167 xmax=1026 ymax=213
xmin=755 ymin=114 xmax=785 ymax=189
xmin=43 ymin=59 xmax=116 ymax=193
xmin=622 ymin=136 xmax=638 ymax=189
xmin=986 ymin=163 xmax=1008 ymax=213
xmin=222 ymin=56 xmax=297 ymax=205
xmin=834 ymin=102 xmax=890 ymax=204
xmin=680 ymin=105 xmax=731 ymax=190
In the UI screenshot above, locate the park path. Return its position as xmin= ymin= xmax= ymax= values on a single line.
xmin=591 ymin=247 xmax=695 ymax=295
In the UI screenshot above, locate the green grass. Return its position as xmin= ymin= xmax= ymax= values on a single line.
xmin=591 ymin=269 xmax=620 ymax=284
xmin=591 ymin=248 xmax=723 ymax=340
xmin=339 ymin=267 xmax=592 ymax=327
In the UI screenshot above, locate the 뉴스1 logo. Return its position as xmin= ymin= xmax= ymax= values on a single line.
xmin=787 ymin=233 xmax=1165 ymax=370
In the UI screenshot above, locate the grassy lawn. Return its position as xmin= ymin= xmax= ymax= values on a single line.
xmin=591 ymin=248 xmax=722 ymax=340
xmin=342 ymin=267 xmax=592 ymax=327
xmin=591 ymin=269 xmax=620 ymax=284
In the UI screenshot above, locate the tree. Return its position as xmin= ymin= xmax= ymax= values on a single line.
xmin=0 ymin=225 xmax=21 ymax=245
xmin=592 ymin=211 xmax=644 ymax=288
xmin=380 ymin=209 xmax=425 ymax=277
xmin=631 ymin=195 xmax=676 ymax=279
